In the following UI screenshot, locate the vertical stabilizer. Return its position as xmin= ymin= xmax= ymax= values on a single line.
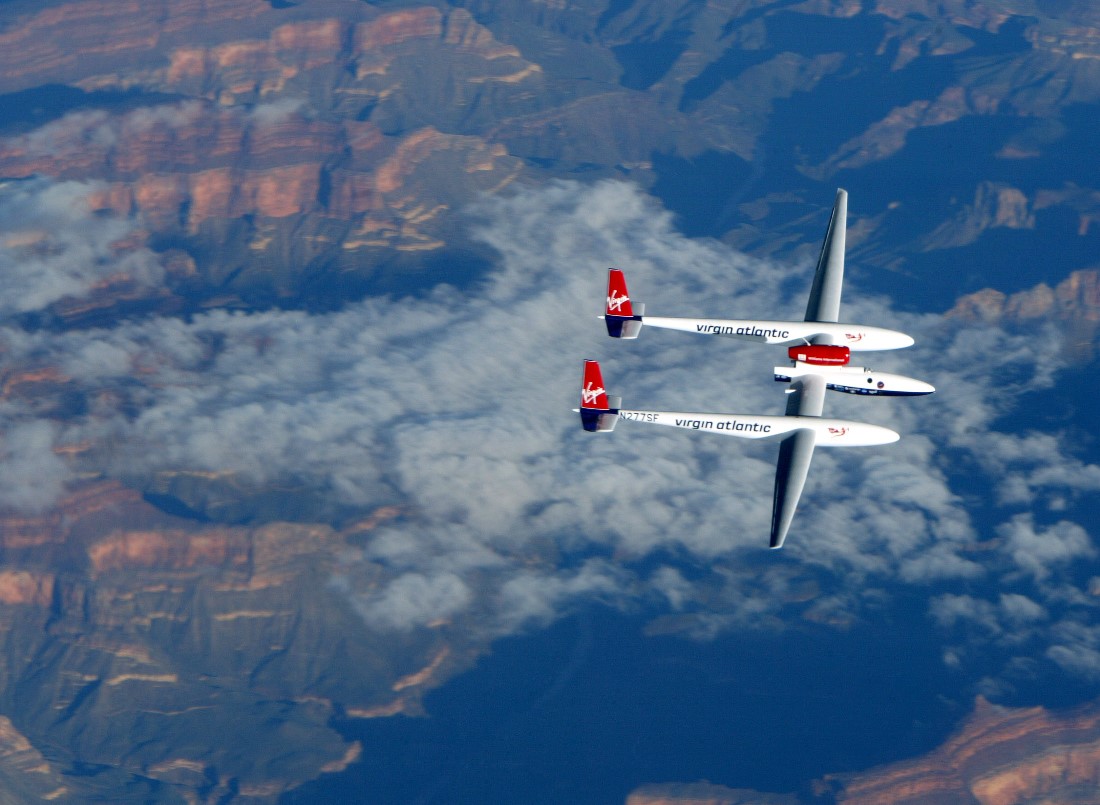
xmin=581 ymin=359 xmax=609 ymax=411
xmin=579 ymin=360 xmax=620 ymax=432
xmin=606 ymin=269 xmax=633 ymax=317
xmin=605 ymin=269 xmax=644 ymax=338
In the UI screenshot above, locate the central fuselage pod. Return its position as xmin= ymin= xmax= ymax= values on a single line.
xmin=775 ymin=344 xmax=935 ymax=397
xmin=775 ymin=364 xmax=935 ymax=396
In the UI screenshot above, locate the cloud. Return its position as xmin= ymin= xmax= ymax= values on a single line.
xmin=930 ymin=594 xmax=1002 ymax=634
xmin=999 ymin=515 xmax=1095 ymax=581
xmin=0 ymin=422 xmax=71 ymax=513
xmin=20 ymin=110 xmax=117 ymax=157
xmin=248 ymin=98 xmax=306 ymax=126
xmin=0 ymin=179 xmax=1098 ymax=678
xmin=491 ymin=560 xmax=630 ymax=635
xmin=650 ymin=566 xmax=694 ymax=610
xmin=1000 ymin=593 xmax=1047 ymax=627
xmin=354 ymin=571 xmax=473 ymax=632
xmin=18 ymin=101 xmax=204 ymax=159
xmin=1047 ymin=620 xmax=1100 ymax=679
xmin=930 ymin=592 xmax=1048 ymax=640
xmin=0 ymin=178 xmax=163 ymax=316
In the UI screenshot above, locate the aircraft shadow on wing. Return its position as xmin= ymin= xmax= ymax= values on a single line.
xmin=578 ymin=189 xmax=934 ymax=549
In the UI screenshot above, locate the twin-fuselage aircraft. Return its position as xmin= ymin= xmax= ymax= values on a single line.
xmin=578 ymin=189 xmax=934 ymax=548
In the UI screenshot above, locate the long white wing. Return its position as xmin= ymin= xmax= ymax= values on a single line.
xmin=771 ymin=429 xmax=815 ymax=549
xmin=768 ymin=189 xmax=848 ymax=547
xmin=804 ymin=188 xmax=847 ymax=326
xmin=784 ymin=371 xmax=825 ymax=418
xmin=769 ymin=374 xmax=826 ymax=549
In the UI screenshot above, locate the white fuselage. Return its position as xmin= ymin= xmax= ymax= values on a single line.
xmin=617 ymin=409 xmax=898 ymax=446
xmin=641 ymin=316 xmax=914 ymax=351
xmin=775 ymin=363 xmax=935 ymax=397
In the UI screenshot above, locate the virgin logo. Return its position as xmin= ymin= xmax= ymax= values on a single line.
xmin=827 ymin=427 xmax=848 ymax=437
xmin=844 ymin=332 xmax=864 ymax=342
xmin=607 ymin=291 xmax=630 ymax=313
xmin=582 ymin=382 xmax=605 ymax=406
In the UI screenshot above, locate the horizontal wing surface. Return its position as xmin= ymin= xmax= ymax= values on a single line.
xmin=771 ymin=429 xmax=815 ymax=549
xmin=805 ymin=188 xmax=847 ymax=326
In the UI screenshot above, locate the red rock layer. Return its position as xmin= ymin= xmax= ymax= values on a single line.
xmin=0 ymin=570 xmax=54 ymax=606
xmin=627 ymin=698 xmax=1100 ymax=805
xmin=87 ymin=527 xmax=250 ymax=576
xmin=0 ymin=479 xmax=448 ymax=798
xmin=0 ymin=2 xmax=526 ymax=265
xmin=0 ymin=481 xmax=143 ymax=551
xmin=947 ymin=269 xmax=1100 ymax=359
xmin=0 ymin=101 xmax=515 ymax=246
xmin=627 ymin=781 xmax=797 ymax=805
xmin=0 ymin=0 xmax=272 ymax=89
xmin=828 ymin=697 xmax=1100 ymax=804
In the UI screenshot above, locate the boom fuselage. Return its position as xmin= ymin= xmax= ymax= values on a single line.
xmin=639 ymin=316 xmax=914 ymax=351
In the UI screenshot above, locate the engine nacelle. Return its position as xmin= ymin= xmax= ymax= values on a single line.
xmin=787 ymin=345 xmax=850 ymax=366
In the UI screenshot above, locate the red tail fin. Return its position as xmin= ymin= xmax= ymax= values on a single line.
xmin=579 ymin=360 xmax=619 ymax=432
xmin=606 ymin=269 xmax=633 ymax=317
xmin=581 ymin=359 xmax=609 ymax=410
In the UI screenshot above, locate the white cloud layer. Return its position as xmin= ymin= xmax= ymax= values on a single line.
xmin=0 ymin=178 xmax=163 ymax=315
xmin=0 ymin=179 xmax=1098 ymax=684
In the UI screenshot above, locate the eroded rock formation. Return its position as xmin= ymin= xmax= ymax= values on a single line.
xmin=0 ymin=479 xmax=471 ymax=801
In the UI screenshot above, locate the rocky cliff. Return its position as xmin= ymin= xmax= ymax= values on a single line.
xmin=0 ymin=0 xmax=1095 ymax=306
xmin=627 ymin=781 xmax=798 ymax=805
xmin=0 ymin=1 xmax=535 ymax=305
xmin=826 ymin=697 xmax=1100 ymax=804
xmin=0 ymin=480 xmax=471 ymax=802
xmin=948 ymin=269 xmax=1100 ymax=358
xmin=627 ymin=697 xmax=1100 ymax=805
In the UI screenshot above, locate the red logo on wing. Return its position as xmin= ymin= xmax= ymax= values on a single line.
xmin=827 ymin=427 xmax=848 ymax=438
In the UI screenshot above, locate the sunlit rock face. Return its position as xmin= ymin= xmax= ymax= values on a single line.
xmin=0 ymin=481 xmax=472 ymax=801
xmin=826 ymin=697 xmax=1100 ymax=805
xmin=629 ymin=698 xmax=1100 ymax=805
xmin=0 ymin=0 xmax=1094 ymax=307
xmin=949 ymin=270 xmax=1100 ymax=360
xmin=0 ymin=1 xmax=530 ymax=305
